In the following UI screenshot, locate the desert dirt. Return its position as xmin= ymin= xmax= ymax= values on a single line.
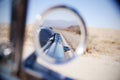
xmin=0 ymin=24 xmax=120 ymax=80
xmin=23 ymin=25 xmax=120 ymax=80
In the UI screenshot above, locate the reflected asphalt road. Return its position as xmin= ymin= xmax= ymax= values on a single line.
xmin=42 ymin=32 xmax=74 ymax=60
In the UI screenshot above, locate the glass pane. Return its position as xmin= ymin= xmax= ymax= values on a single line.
xmin=0 ymin=0 xmax=11 ymax=43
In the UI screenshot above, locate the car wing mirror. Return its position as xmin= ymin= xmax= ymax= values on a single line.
xmin=23 ymin=5 xmax=87 ymax=79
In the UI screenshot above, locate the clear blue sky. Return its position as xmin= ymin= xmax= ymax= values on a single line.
xmin=0 ymin=0 xmax=120 ymax=29
xmin=0 ymin=0 xmax=11 ymax=24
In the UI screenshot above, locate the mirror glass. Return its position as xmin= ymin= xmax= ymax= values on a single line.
xmin=34 ymin=6 xmax=87 ymax=63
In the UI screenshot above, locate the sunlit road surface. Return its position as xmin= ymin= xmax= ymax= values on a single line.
xmin=23 ymin=38 xmax=120 ymax=80
xmin=60 ymin=33 xmax=74 ymax=59
xmin=23 ymin=29 xmax=120 ymax=80
xmin=37 ymin=55 xmax=120 ymax=80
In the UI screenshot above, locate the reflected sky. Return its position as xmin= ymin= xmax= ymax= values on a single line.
xmin=42 ymin=9 xmax=79 ymax=22
xmin=0 ymin=0 xmax=120 ymax=29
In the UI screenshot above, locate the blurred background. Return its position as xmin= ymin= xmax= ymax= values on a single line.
xmin=0 ymin=0 xmax=120 ymax=80
xmin=0 ymin=0 xmax=120 ymax=29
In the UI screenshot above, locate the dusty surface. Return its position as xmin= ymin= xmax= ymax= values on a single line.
xmin=36 ymin=27 xmax=120 ymax=80
xmin=0 ymin=24 xmax=120 ymax=80
xmin=24 ymin=26 xmax=120 ymax=80
xmin=22 ymin=25 xmax=120 ymax=80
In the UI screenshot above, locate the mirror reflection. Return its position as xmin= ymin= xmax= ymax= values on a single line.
xmin=35 ymin=7 xmax=86 ymax=62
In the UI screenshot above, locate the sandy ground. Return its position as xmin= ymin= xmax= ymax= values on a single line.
xmin=0 ymin=24 xmax=120 ymax=80
xmin=23 ymin=26 xmax=120 ymax=80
